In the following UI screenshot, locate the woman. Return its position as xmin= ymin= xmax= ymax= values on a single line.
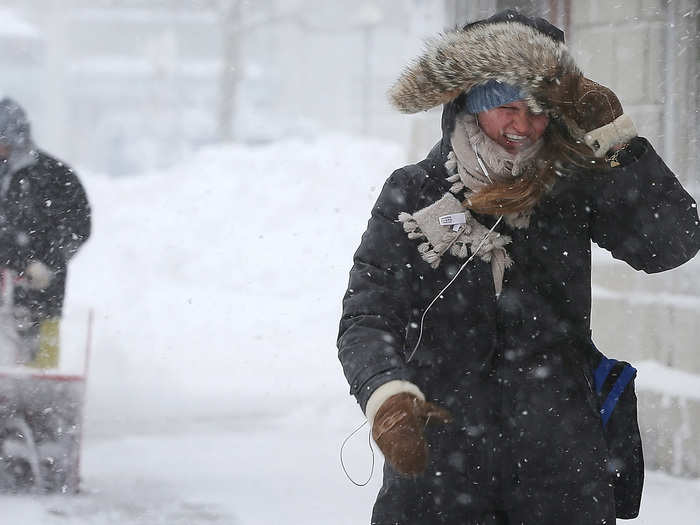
xmin=337 ymin=10 xmax=700 ymax=525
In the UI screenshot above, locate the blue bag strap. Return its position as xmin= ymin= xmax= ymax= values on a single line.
xmin=600 ymin=364 xmax=637 ymax=428
xmin=594 ymin=357 xmax=618 ymax=394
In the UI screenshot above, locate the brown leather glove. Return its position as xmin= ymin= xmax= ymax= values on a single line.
xmin=371 ymin=393 xmax=452 ymax=476
xmin=548 ymin=74 xmax=621 ymax=131
xmin=546 ymin=74 xmax=636 ymax=156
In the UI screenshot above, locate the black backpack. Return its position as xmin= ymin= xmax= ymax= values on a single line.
xmin=591 ymin=345 xmax=644 ymax=519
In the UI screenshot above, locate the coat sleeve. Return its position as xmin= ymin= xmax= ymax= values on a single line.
xmin=337 ymin=166 xmax=425 ymax=411
xmin=587 ymin=137 xmax=700 ymax=273
xmin=0 ymin=159 xmax=92 ymax=271
xmin=35 ymin=162 xmax=91 ymax=269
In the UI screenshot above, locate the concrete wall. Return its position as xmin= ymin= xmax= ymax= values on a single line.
xmin=639 ymin=389 xmax=700 ymax=477
xmin=570 ymin=0 xmax=698 ymax=191
xmin=257 ymin=0 xmax=448 ymax=162
xmin=441 ymin=0 xmax=700 ymax=477
xmin=0 ymin=0 xmax=454 ymax=173
xmin=570 ymin=0 xmax=700 ymax=477
xmin=0 ymin=0 xmax=223 ymax=175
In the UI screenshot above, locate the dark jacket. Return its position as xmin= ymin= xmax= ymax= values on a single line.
xmin=339 ymin=129 xmax=700 ymax=401
xmin=338 ymin=11 xmax=700 ymax=523
xmin=338 ymin=132 xmax=699 ymax=522
xmin=0 ymin=150 xmax=91 ymax=317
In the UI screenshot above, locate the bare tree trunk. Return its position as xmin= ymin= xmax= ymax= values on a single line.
xmin=217 ymin=0 xmax=242 ymax=142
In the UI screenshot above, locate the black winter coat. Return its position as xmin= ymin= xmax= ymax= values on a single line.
xmin=0 ymin=151 xmax=91 ymax=318
xmin=337 ymin=127 xmax=700 ymax=522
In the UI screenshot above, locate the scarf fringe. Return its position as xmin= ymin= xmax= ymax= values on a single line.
xmin=449 ymin=182 xmax=465 ymax=194
xmin=399 ymin=204 xmax=514 ymax=273
xmin=401 ymin=212 xmax=440 ymax=268
xmin=397 ymin=116 xmax=536 ymax=291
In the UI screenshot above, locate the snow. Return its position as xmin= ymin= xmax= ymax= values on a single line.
xmin=0 ymin=8 xmax=41 ymax=39
xmin=636 ymin=361 xmax=700 ymax=401
xmin=73 ymin=8 xmax=218 ymax=24
xmin=70 ymin=58 xmax=221 ymax=77
xmin=593 ymin=284 xmax=700 ymax=310
xmin=2 ymin=135 xmax=699 ymax=522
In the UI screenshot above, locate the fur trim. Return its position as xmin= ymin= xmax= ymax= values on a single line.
xmin=365 ymin=380 xmax=425 ymax=428
xmin=583 ymin=113 xmax=637 ymax=157
xmin=388 ymin=21 xmax=579 ymax=114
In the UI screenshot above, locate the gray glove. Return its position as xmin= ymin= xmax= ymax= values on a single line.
xmin=23 ymin=260 xmax=54 ymax=290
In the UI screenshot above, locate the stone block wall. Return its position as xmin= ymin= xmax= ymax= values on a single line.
xmin=440 ymin=0 xmax=700 ymax=477
xmin=572 ymin=0 xmax=700 ymax=477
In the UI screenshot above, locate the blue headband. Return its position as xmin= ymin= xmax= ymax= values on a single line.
xmin=464 ymin=80 xmax=525 ymax=114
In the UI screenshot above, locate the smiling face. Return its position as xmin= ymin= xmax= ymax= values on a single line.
xmin=476 ymin=100 xmax=549 ymax=154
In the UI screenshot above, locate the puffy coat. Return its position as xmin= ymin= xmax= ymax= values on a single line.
xmin=0 ymin=150 xmax=91 ymax=318
xmin=337 ymin=11 xmax=700 ymax=524
xmin=339 ymin=131 xmax=699 ymax=523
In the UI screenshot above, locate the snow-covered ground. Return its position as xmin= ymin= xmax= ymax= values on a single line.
xmin=2 ymin=135 xmax=699 ymax=523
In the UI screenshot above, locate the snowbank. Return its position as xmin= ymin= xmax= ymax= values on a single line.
xmin=62 ymin=134 xmax=406 ymax=430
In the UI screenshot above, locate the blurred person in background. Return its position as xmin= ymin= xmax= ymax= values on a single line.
xmin=0 ymin=97 xmax=91 ymax=369
xmin=337 ymin=9 xmax=700 ymax=525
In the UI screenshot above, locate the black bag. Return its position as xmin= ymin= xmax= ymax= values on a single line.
xmin=591 ymin=345 xmax=644 ymax=519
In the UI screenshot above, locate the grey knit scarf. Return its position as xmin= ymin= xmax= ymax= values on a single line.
xmin=398 ymin=112 xmax=542 ymax=296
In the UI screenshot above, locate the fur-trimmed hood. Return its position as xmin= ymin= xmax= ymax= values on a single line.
xmin=389 ymin=10 xmax=581 ymax=155
xmin=389 ymin=10 xmax=578 ymax=114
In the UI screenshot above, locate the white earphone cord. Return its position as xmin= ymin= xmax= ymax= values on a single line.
xmin=407 ymin=146 xmax=503 ymax=363
xmin=341 ymin=147 xmax=503 ymax=487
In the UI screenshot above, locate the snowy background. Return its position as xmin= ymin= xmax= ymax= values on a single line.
xmin=0 ymin=135 xmax=695 ymax=523
xmin=0 ymin=0 xmax=698 ymax=523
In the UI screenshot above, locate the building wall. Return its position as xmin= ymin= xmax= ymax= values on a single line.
xmin=567 ymin=1 xmax=700 ymax=365
xmin=444 ymin=0 xmax=700 ymax=477
xmin=0 ymin=0 xmax=453 ymax=174
xmin=0 ymin=0 xmax=222 ymax=175
xmin=249 ymin=0 xmax=447 ymax=155
xmin=570 ymin=0 xmax=700 ymax=478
